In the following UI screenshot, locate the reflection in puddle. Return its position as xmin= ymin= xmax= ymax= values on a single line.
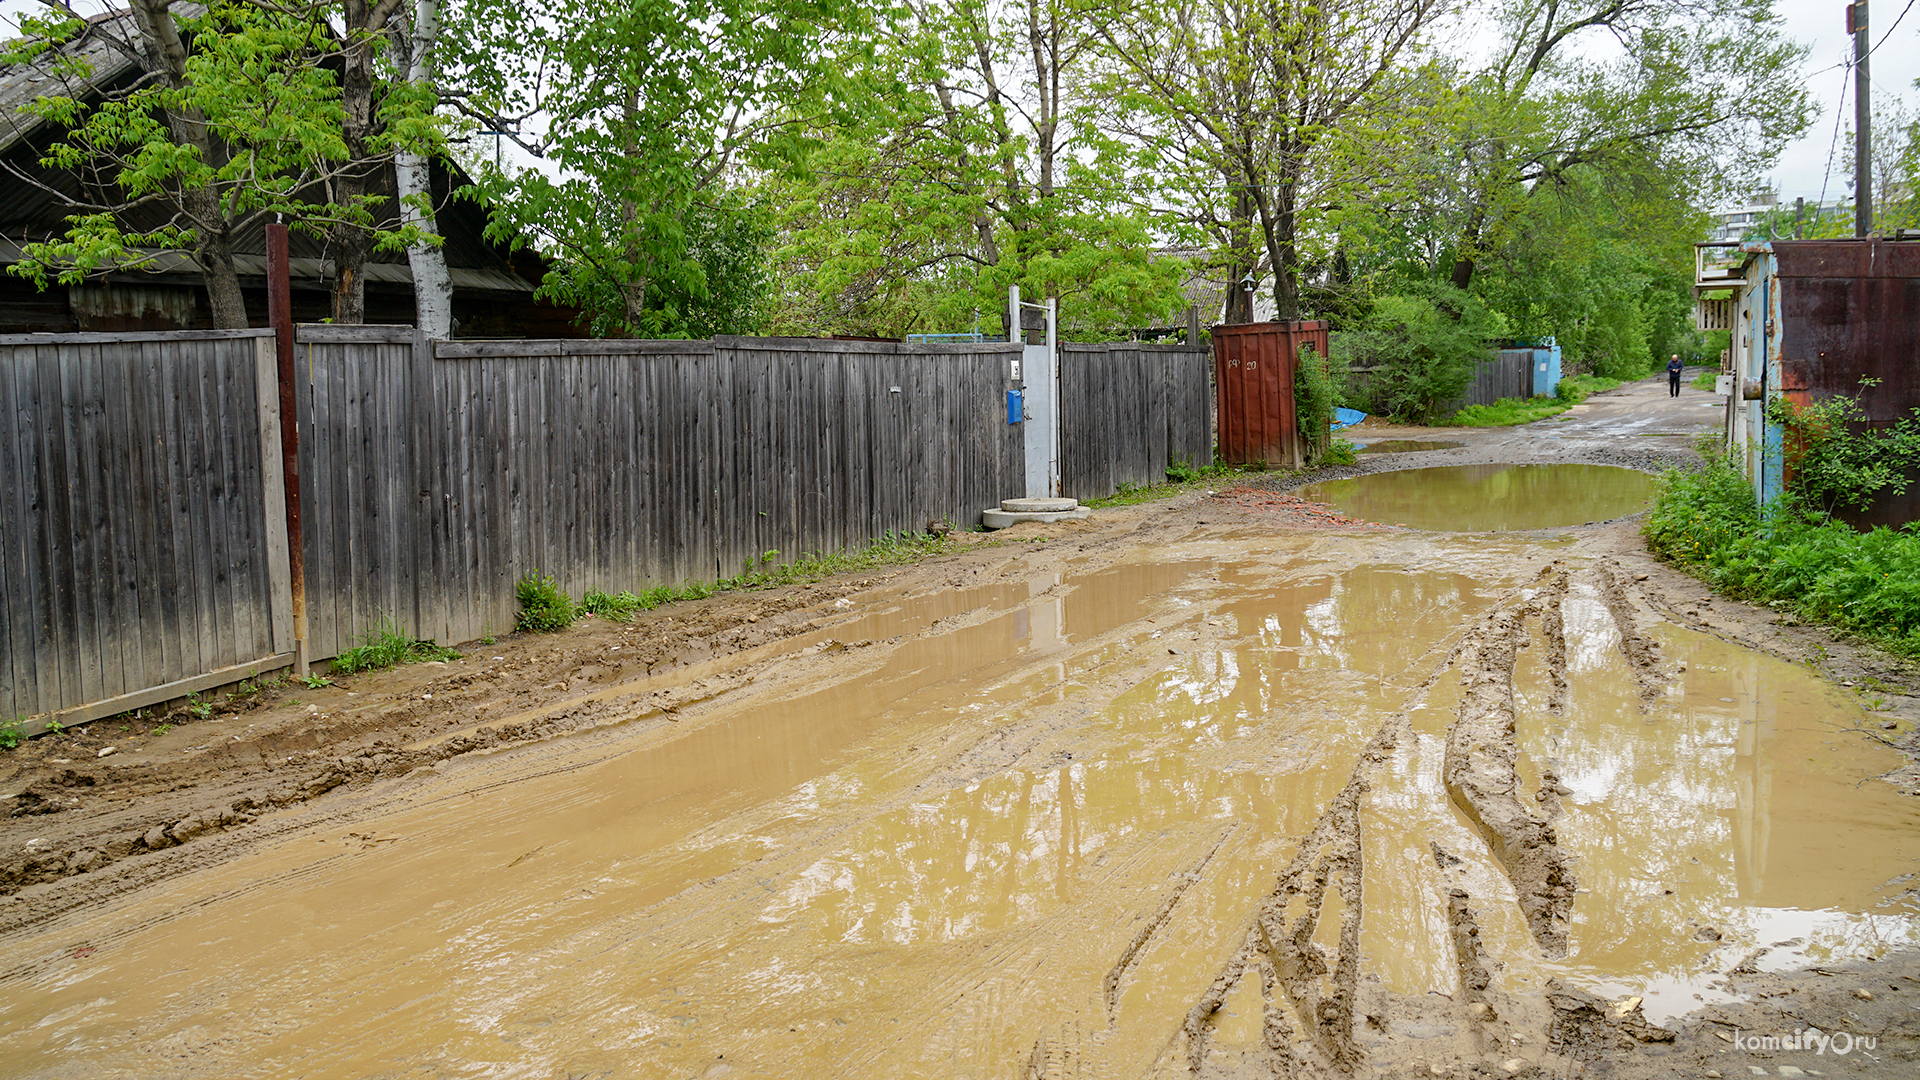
xmin=1298 ymin=464 xmax=1656 ymax=531
xmin=1 ymin=551 xmax=1914 ymax=1074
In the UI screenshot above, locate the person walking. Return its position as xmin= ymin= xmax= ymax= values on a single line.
xmin=1667 ymin=354 xmax=1684 ymax=397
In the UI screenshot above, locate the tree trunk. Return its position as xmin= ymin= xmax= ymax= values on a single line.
xmin=190 ymin=200 xmax=249 ymax=328
xmin=1223 ymin=185 xmax=1258 ymax=324
xmin=394 ymin=0 xmax=452 ymax=337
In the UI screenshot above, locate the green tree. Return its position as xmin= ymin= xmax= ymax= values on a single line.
xmin=765 ymin=0 xmax=1188 ymax=340
xmin=1088 ymin=0 xmax=1450 ymax=323
xmin=1336 ymin=282 xmax=1501 ymax=423
xmin=444 ymin=0 xmax=851 ymax=337
xmin=4 ymin=1 xmax=441 ymax=329
xmin=1439 ymin=0 xmax=1810 ymax=293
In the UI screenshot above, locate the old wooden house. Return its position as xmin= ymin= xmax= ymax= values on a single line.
xmin=0 ymin=7 xmax=582 ymax=337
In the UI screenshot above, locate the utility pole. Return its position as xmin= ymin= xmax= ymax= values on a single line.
xmin=1850 ymin=0 xmax=1873 ymax=236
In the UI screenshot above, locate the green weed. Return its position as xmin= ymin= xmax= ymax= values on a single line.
xmin=579 ymin=588 xmax=643 ymax=622
xmin=186 ymin=694 xmax=213 ymax=720
xmin=300 ymin=674 xmax=331 ymax=689
xmin=333 ymin=616 xmax=463 ymax=674
xmin=0 ymin=716 xmax=25 ymax=749
xmin=515 ymin=570 xmax=577 ymax=632
xmin=152 ymin=722 xmax=174 ymax=736
xmin=1645 ymin=454 xmax=1920 ymax=659
xmin=1449 ymin=376 xmax=1620 ymax=428
xmin=1323 ymin=438 xmax=1359 ymax=466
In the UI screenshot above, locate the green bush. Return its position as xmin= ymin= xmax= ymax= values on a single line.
xmin=514 ymin=570 xmax=577 ymax=632
xmin=0 ymin=715 xmax=24 ymax=750
xmin=1293 ymin=343 xmax=1345 ymax=464
xmin=1645 ymin=456 xmax=1920 ymax=657
xmin=1336 ymin=282 xmax=1501 ymax=425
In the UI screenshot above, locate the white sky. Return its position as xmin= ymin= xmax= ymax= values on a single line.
xmin=1768 ymin=0 xmax=1919 ymax=205
xmin=4 ymin=0 xmax=1914 ymax=215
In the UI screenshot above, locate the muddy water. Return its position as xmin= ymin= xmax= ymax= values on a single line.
xmin=1 ymin=541 xmax=1914 ymax=1077
xmin=1299 ymin=464 xmax=1656 ymax=531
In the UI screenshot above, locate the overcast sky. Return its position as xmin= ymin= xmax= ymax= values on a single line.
xmin=3 ymin=0 xmax=1914 ymax=215
xmin=1768 ymin=0 xmax=1918 ymax=206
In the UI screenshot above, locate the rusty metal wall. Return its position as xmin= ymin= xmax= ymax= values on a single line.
xmin=1212 ymin=321 xmax=1328 ymax=467
xmin=1774 ymin=239 xmax=1920 ymax=527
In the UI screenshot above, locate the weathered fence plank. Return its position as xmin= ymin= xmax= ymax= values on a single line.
xmin=1058 ymin=343 xmax=1212 ymax=500
xmin=0 ymin=333 xmax=282 ymax=725
xmin=4 ymin=327 xmax=1214 ymax=722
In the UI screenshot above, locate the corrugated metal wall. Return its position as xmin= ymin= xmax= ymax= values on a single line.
xmin=1212 ymin=321 xmax=1328 ymax=467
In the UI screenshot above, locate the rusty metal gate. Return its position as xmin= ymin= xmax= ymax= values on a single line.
xmin=1211 ymin=320 xmax=1329 ymax=468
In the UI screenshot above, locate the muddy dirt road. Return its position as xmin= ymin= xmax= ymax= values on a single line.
xmin=4 ymin=374 xmax=1918 ymax=1079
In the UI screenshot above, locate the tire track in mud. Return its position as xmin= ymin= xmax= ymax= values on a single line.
xmin=1173 ymin=632 xmax=1468 ymax=1076
xmin=1442 ymin=593 xmax=1577 ymax=959
xmin=1593 ymin=562 xmax=1670 ymax=708
xmin=1167 ymin=563 xmax=1663 ymax=1076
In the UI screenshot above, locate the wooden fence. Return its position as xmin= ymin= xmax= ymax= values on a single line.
xmin=293 ymin=328 xmax=1028 ymax=660
xmin=1 ymin=330 xmax=295 ymax=724
xmin=1059 ymin=343 xmax=1213 ymax=496
xmin=6 ymin=325 xmax=1214 ymax=726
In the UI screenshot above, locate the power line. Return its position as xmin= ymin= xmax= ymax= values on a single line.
xmin=1873 ymin=0 xmax=1918 ymax=57
xmin=1818 ymin=59 xmax=1853 ymax=210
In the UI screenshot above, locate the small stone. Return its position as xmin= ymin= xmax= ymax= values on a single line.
xmin=1748 ymin=1068 xmax=1769 ymax=1077
xmin=1428 ymin=1066 xmax=1448 ymax=1078
xmin=1502 ymin=1059 xmax=1531 ymax=1075
xmin=1776 ymin=1068 xmax=1806 ymax=1078
xmin=1468 ymin=1002 xmax=1497 ymax=1022
xmin=1852 ymin=988 xmax=1874 ymax=1001
xmin=1704 ymin=1072 xmax=1721 ymax=1079
xmin=1168 ymin=647 xmax=1181 ymax=656
xmin=1634 ymin=573 xmax=1649 ymax=581
xmin=96 ymin=747 xmax=116 ymax=758
xmin=1695 ymin=925 xmax=1722 ymax=942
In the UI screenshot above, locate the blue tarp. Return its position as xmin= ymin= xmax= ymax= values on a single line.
xmin=1332 ymin=408 xmax=1367 ymax=431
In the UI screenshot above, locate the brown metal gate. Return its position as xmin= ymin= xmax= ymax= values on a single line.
xmin=1211 ymin=320 xmax=1329 ymax=468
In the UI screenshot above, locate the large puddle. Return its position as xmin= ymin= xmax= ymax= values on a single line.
xmin=0 ymin=542 xmax=1913 ymax=1076
xmin=1299 ymin=463 xmax=1656 ymax=531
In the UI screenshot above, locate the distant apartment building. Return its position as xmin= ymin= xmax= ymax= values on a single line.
xmin=1707 ymin=192 xmax=1849 ymax=242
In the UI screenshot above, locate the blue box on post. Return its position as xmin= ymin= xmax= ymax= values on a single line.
xmin=1007 ymin=389 xmax=1022 ymax=425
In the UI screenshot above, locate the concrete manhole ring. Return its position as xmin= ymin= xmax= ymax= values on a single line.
xmin=1001 ymin=497 xmax=1078 ymax=513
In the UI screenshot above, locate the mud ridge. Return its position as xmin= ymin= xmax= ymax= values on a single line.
xmin=1544 ymin=979 xmax=1675 ymax=1054
xmin=1534 ymin=562 xmax=1571 ymax=714
xmin=1442 ymin=602 xmax=1576 ymax=958
xmin=1103 ymin=824 xmax=1236 ymax=1017
xmin=1593 ymin=562 xmax=1669 ymax=708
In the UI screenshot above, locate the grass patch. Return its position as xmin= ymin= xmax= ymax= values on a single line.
xmin=507 ymin=530 xmax=975 ymax=632
xmin=1691 ymin=370 xmax=1720 ymax=392
xmin=333 ymin=616 xmax=464 ymax=674
xmin=579 ymin=588 xmax=643 ymax=621
xmin=1645 ymin=455 xmax=1920 ymax=658
xmin=0 ymin=715 xmax=24 ymax=750
xmin=1446 ymin=375 xmax=1620 ymax=428
xmin=1087 ymin=460 xmax=1250 ymax=508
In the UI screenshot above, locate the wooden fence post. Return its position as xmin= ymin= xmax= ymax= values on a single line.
xmin=266 ymin=223 xmax=308 ymax=676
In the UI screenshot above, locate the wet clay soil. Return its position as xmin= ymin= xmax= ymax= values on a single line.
xmin=4 ymin=376 xmax=1919 ymax=1079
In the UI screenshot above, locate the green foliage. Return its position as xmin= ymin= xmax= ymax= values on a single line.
xmin=1293 ymin=344 xmax=1345 ymax=465
xmin=300 ymin=674 xmax=332 ymax=689
xmin=334 ymin=616 xmax=463 ymax=673
xmin=1450 ymin=375 xmax=1617 ymax=427
xmin=1645 ymin=456 xmax=1920 ymax=658
xmin=1767 ymin=388 xmax=1920 ymax=518
xmin=579 ymin=589 xmax=643 ymax=622
xmin=451 ymin=0 xmax=852 ymax=338
xmin=3 ymin=2 xmax=442 ymax=318
xmin=514 ymin=571 xmax=577 ymax=633
xmin=186 ymin=694 xmax=214 ymax=720
xmin=1089 ymin=461 xmax=1241 ymax=507
xmin=1337 ymin=283 xmax=1500 ymax=425
xmin=1 ymin=716 xmax=27 ymax=749
xmin=1323 ymin=439 xmax=1358 ymax=466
